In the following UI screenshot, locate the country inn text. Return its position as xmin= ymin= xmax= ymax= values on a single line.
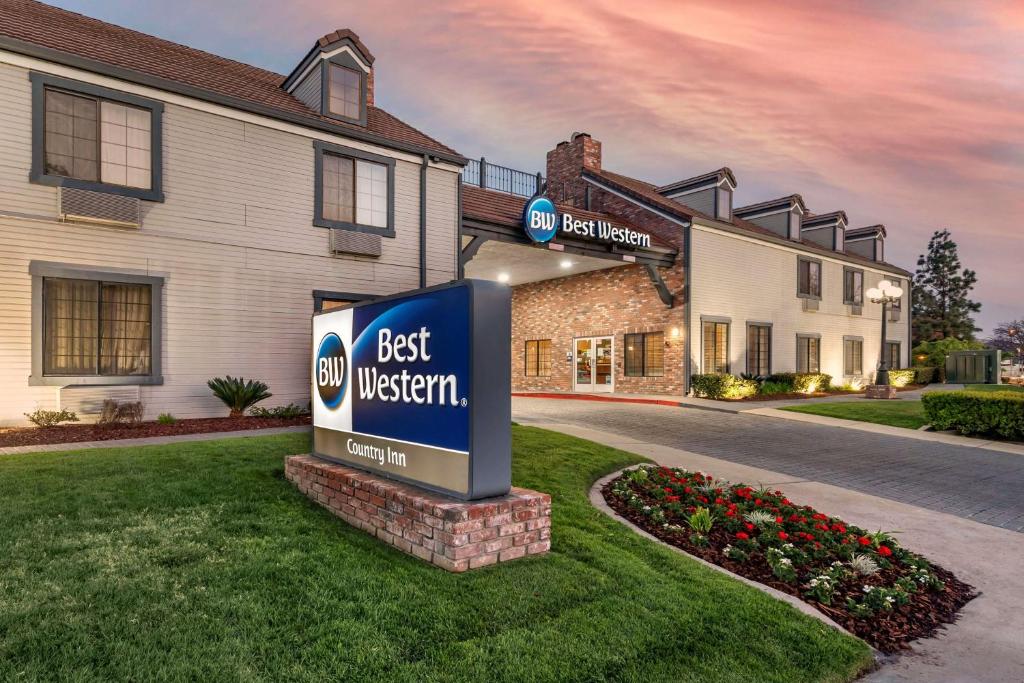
xmin=0 ymin=1 xmax=911 ymax=424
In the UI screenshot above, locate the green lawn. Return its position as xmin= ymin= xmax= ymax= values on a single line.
xmin=963 ymin=383 xmax=1024 ymax=393
xmin=781 ymin=400 xmax=929 ymax=429
xmin=0 ymin=428 xmax=871 ymax=683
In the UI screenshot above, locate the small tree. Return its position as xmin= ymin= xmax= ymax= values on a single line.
xmin=987 ymin=320 xmax=1024 ymax=365
xmin=912 ymin=229 xmax=981 ymax=344
xmin=207 ymin=376 xmax=272 ymax=418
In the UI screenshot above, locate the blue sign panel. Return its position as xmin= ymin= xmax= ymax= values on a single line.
xmin=312 ymin=280 xmax=511 ymax=500
xmin=522 ymin=196 xmax=559 ymax=243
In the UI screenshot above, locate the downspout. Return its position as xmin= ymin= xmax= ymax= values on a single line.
xmin=420 ymin=154 xmax=428 ymax=288
xmin=456 ymin=177 xmax=464 ymax=279
xmin=682 ymin=222 xmax=693 ymax=396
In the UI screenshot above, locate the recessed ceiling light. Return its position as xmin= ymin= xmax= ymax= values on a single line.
xmin=560 ymin=259 xmax=572 ymax=269
xmin=497 ymin=272 xmax=510 ymax=283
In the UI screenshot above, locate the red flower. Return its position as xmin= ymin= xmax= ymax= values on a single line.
xmin=684 ymin=487 xmax=693 ymax=494
xmin=812 ymin=513 xmax=828 ymax=521
xmin=878 ymin=545 xmax=893 ymax=557
xmin=745 ymin=522 xmax=755 ymax=532
xmin=715 ymin=497 xmax=725 ymax=505
xmin=736 ymin=532 xmax=749 ymax=540
xmin=781 ymin=498 xmax=791 ymax=506
xmin=666 ymin=496 xmax=680 ymax=503
xmin=778 ymin=531 xmax=789 ymax=540
xmin=775 ymin=516 xmax=784 ymax=524
xmin=725 ymin=510 xmax=735 ymax=517
xmin=663 ymin=487 xmax=673 ymax=493
xmin=858 ymin=536 xmax=872 ymax=546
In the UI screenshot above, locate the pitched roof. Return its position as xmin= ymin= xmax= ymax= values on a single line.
xmin=461 ymin=186 xmax=677 ymax=252
xmin=657 ymin=167 xmax=736 ymax=195
xmin=584 ymin=167 xmax=910 ymax=276
xmin=0 ymin=0 xmax=461 ymax=162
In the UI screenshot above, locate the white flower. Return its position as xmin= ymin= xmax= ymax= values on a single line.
xmin=809 ymin=579 xmax=819 ymax=587
xmin=780 ymin=558 xmax=792 ymax=566
xmin=863 ymin=585 xmax=874 ymax=593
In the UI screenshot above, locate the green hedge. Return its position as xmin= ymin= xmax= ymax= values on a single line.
xmin=765 ymin=373 xmax=833 ymax=393
xmin=911 ymin=366 xmax=938 ymax=384
xmin=888 ymin=369 xmax=916 ymax=388
xmin=690 ymin=374 xmax=758 ymax=399
xmin=922 ymin=390 xmax=1024 ymax=440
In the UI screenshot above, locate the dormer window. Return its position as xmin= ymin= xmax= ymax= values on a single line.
xmin=328 ymin=63 xmax=362 ymax=120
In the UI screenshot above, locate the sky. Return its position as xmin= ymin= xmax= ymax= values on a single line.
xmin=49 ymin=0 xmax=1023 ymax=335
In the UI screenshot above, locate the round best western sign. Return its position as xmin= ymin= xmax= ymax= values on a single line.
xmin=522 ymin=195 xmax=652 ymax=249
xmin=312 ymin=280 xmax=511 ymax=500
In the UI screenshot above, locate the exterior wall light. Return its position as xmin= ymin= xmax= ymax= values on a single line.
xmin=671 ymin=327 xmax=680 ymax=338
xmin=497 ymin=272 xmax=510 ymax=283
xmin=866 ymin=279 xmax=904 ymax=386
xmin=560 ymin=259 xmax=572 ymax=269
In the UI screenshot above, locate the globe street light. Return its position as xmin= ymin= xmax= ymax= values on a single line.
xmin=866 ymin=280 xmax=904 ymax=386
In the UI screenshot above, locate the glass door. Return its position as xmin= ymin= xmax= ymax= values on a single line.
xmin=574 ymin=336 xmax=614 ymax=392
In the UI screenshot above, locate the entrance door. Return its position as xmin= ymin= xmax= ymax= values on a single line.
xmin=574 ymin=336 xmax=614 ymax=392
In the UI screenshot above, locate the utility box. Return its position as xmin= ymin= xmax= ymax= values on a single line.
xmin=946 ymin=349 xmax=1001 ymax=384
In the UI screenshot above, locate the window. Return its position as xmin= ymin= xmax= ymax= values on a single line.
xmin=843 ymin=268 xmax=864 ymax=306
xmin=328 ymin=63 xmax=362 ymax=120
xmin=31 ymin=73 xmax=162 ymax=201
xmin=314 ymin=141 xmax=395 ymax=236
xmin=844 ymin=338 xmax=864 ymax=376
xmin=624 ymin=332 xmax=665 ymax=377
xmin=746 ymin=324 xmax=771 ymax=376
xmin=797 ymin=257 xmax=822 ymax=299
xmin=525 ymin=340 xmax=552 ymax=377
xmin=30 ymin=262 xmax=163 ymax=386
xmin=885 ymin=342 xmax=901 ymax=369
xmin=797 ymin=335 xmax=820 ymax=373
xmin=702 ymin=321 xmax=729 ymax=373
xmin=890 ymin=279 xmax=902 ymax=311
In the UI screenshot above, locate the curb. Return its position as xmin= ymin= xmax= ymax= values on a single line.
xmin=588 ymin=466 xmax=882 ymax=662
xmin=512 ymin=393 xmax=685 ymax=408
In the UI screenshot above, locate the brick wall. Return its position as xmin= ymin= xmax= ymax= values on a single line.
xmin=511 ymin=262 xmax=686 ymax=395
xmin=286 ymin=455 xmax=551 ymax=572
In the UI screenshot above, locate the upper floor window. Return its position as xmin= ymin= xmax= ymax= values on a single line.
xmin=890 ymin=279 xmax=902 ymax=310
xmin=624 ymin=332 xmax=665 ymax=377
xmin=328 ymin=63 xmax=362 ymax=120
xmin=843 ymin=268 xmax=864 ymax=306
xmin=31 ymin=73 xmax=163 ymax=201
xmin=797 ymin=257 xmax=821 ymax=299
xmin=313 ymin=141 xmax=394 ymax=237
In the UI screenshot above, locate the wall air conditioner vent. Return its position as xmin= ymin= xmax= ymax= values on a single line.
xmin=330 ymin=229 xmax=382 ymax=257
xmin=59 ymin=187 xmax=141 ymax=228
xmin=802 ymin=298 xmax=819 ymax=312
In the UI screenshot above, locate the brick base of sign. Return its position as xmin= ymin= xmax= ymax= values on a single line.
xmin=865 ymin=384 xmax=899 ymax=399
xmin=285 ymin=455 xmax=551 ymax=572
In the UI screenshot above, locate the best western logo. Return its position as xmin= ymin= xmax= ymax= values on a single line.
xmin=358 ymin=327 xmax=464 ymax=406
xmin=522 ymin=196 xmax=558 ymax=243
xmin=316 ymin=332 xmax=348 ymax=410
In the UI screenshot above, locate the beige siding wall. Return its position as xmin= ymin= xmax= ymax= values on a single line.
xmin=0 ymin=59 xmax=459 ymax=425
xmin=689 ymin=225 xmax=910 ymax=383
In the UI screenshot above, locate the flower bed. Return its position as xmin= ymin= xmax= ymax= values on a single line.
xmin=603 ymin=466 xmax=975 ymax=653
xmin=0 ymin=415 xmax=310 ymax=448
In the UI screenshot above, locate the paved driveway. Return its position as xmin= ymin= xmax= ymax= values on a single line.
xmin=513 ymin=397 xmax=1024 ymax=532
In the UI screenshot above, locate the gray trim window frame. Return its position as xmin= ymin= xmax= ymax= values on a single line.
xmin=890 ymin=278 xmax=903 ymax=311
xmin=843 ymin=335 xmax=864 ymax=377
xmin=796 ymin=333 xmax=821 ymax=374
xmin=321 ymin=53 xmax=368 ymax=127
xmin=843 ymin=266 xmax=864 ymax=306
xmin=29 ymin=72 xmax=164 ymax=202
xmin=885 ymin=340 xmax=902 ymax=370
xmin=312 ymin=289 xmax=378 ymax=313
xmin=700 ymin=315 xmax=731 ymax=374
xmin=796 ymin=256 xmax=822 ymax=300
xmin=29 ymin=261 xmax=164 ymax=386
xmin=313 ymin=140 xmax=395 ymax=237
xmin=745 ymin=321 xmax=772 ymax=376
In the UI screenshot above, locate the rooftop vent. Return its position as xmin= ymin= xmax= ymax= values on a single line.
xmin=734 ymin=194 xmax=806 ymax=241
xmin=845 ymin=225 xmax=886 ymax=261
xmin=657 ymin=168 xmax=736 ymax=221
xmin=801 ymin=211 xmax=849 ymax=251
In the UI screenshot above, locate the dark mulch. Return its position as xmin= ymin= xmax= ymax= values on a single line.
xmin=0 ymin=415 xmax=311 ymax=448
xmin=603 ymin=478 xmax=977 ymax=653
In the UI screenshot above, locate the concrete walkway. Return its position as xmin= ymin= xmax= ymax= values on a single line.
xmin=551 ymin=422 xmax=1024 ymax=683
xmin=0 ymin=425 xmax=310 ymax=456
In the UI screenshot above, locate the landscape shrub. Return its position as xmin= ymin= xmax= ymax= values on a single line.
xmin=690 ymin=374 xmax=758 ymax=399
xmin=888 ymin=369 xmax=916 ymax=388
xmin=157 ymin=413 xmax=177 ymax=425
xmin=250 ymin=402 xmax=309 ymax=419
xmin=911 ymin=366 xmax=938 ymax=384
xmin=922 ymin=390 xmax=1024 ymax=440
xmin=912 ymin=338 xmax=985 ymax=369
xmin=757 ymin=381 xmax=792 ymax=396
xmin=765 ymin=373 xmax=832 ymax=393
xmin=207 ymin=376 xmax=272 ymax=417
xmin=24 ymin=409 xmax=79 ymax=428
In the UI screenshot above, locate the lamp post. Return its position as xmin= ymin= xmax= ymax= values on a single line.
xmin=866 ymin=280 xmax=904 ymax=386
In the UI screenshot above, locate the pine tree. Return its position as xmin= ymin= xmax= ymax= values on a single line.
xmin=911 ymin=230 xmax=981 ymax=343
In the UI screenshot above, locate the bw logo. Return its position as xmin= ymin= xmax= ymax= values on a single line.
xmin=316 ymin=332 xmax=348 ymax=410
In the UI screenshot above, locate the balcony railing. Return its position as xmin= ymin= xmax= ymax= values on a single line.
xmin=462 ymin=157 xmax=544 ymax=198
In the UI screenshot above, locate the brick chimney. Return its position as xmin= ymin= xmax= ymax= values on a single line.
xmin=546 ymin=132 xmax=601 ymax=205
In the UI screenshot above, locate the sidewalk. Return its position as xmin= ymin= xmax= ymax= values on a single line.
xmin=0 ymin=425 xmax=310 ymax=456
xmin=547 ymin=422 xmax=1024 ymax=683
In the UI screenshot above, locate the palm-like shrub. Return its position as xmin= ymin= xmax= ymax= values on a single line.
xmin=207 ymin=376 xmax=272 ymax=417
